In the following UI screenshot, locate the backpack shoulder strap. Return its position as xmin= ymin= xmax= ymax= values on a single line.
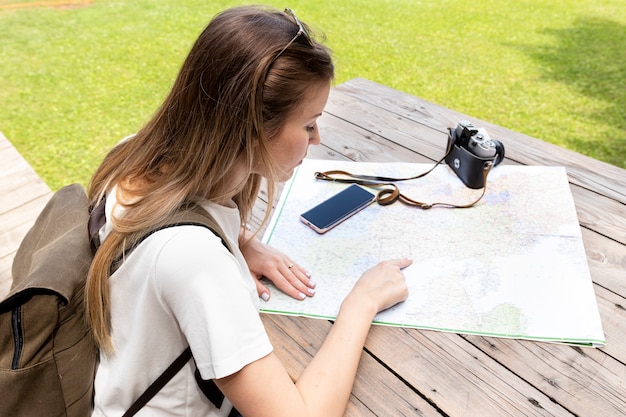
xmin=133 ymin=203 xmax=232 ymax=253
xmin=123 ymin=206 xmax=233 ymax=416
xmin=89 ymin=199 xmax=233 ymax=260
xmin=90 ymin=202 xmax=234 ymax=417
xmin=122 ymin=347 xmax=193 ymax=417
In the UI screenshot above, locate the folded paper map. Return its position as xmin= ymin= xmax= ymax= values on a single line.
xmin=262 ymin=159 xmax=605 ymax=347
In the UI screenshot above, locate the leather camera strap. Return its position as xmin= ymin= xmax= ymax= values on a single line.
xmin=314 ymin=153 xmax=493 ymax=209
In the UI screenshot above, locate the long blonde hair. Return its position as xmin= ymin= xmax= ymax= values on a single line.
xmin=86 ymin=5 xmax=334 ymax=353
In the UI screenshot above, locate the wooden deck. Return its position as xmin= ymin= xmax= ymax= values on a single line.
xmin=0 ymin=134 xmax=51 ymax=297
xmin=2 ymin=78 xmax=625 ymax=416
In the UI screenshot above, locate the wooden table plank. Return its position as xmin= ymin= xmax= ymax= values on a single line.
xmin=464 ymin=330 xmax=626 ymax=417
xmin=581 ymin=227 xmax=626 ymax=296
xmin=571 ymin=185 xmax=626 ymax=245
xmin=366 ymin=327 xmax=572 ymax=416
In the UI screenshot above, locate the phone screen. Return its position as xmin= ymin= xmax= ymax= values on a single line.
xmin=300 ymin=184 xmax=375 ymax=234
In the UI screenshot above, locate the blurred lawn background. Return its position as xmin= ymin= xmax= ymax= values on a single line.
xmin=1 ymin=0 xmax=624 ymax=190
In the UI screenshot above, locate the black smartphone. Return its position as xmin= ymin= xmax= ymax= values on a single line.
xmin=300 ymin=184 xmax=376 ymax=234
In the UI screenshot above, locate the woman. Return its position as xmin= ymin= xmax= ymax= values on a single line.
xmin=87 ymin=5 xmax=411 ymax=417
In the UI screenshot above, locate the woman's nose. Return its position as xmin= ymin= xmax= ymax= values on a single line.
xmin=309 ymin=130 xmax=321 ymax=145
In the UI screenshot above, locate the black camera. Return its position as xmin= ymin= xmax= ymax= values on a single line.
xmin=444 ymin=120 xmax=505 ymax=189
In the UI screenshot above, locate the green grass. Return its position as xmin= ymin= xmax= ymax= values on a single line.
xmin=1 ymin=0 xmax=624 ymax=190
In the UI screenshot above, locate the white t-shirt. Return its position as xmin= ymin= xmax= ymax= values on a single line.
xmin=92 ymin=190 xmax=273 ymax=417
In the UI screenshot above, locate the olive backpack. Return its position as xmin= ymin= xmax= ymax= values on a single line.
xmin=0 ymin=183 xmax=235 ymax=417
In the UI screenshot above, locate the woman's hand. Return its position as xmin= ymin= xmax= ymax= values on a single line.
xmin=343 ymin=258 xmax=412 ymax=318
xmin=240 ymin=231 xmax=315 ymax=301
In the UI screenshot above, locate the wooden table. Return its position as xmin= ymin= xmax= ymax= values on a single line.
xmin=2 ymin=78 xmax=625 ymax=416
